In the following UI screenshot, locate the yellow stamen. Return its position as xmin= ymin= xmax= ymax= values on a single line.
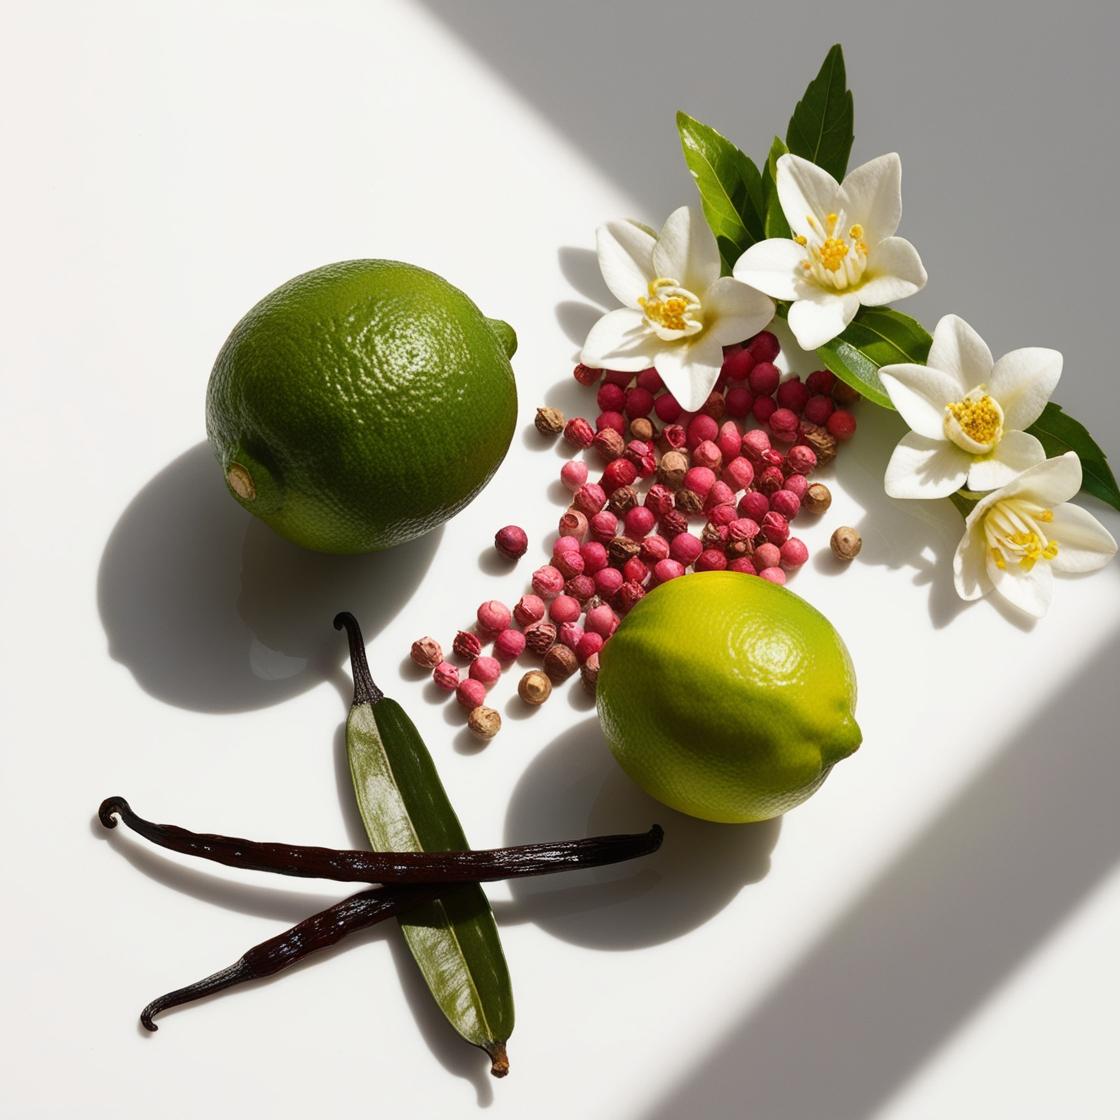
xmin=946 ymin=394 xmax=1001 ymax=445
xmin=793 ymin=234 xmax=807 ymax=246
xmin=825 ymin=212 xmax=839 ymax=233
xmin=637 ymin=277 xmax=699 ymax=334
xmin=849 ymin=224 xmax=864 ymax=239
xmin=1037 ymin=508 xmax=1053 ymax=522
xmin=991 ymin=547 xmax=1006 ymax=570
xmin=817 ymin=237 xmax=849 ymax=271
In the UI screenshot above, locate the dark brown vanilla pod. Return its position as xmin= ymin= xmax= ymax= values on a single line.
xmin=99 ymin=797 xmax=663 ymax=886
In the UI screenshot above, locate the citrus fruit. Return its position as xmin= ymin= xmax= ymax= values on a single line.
xmin=596 ymin=571 xmax=861 ymax=823
xmin=206 ymin=260 xmax=518 ymax=553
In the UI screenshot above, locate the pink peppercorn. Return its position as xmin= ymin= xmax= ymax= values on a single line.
xmin=770 ymin=489 xmax=801 ymax=520
xmin=669 ymin=532 xmax=703 ymax=566
xmin=625 ymin=442 xmax=658 ymax=479
xmin=659 ymin=423 xmax=687 ymax=450
xmin=558 ymin=509 xmax=589 ymax=539
xmin=708 ymin=503 xmax=737 ymax=528
xmin=748 ymin=361 xmax=781 ymax=397
xmin=741 ymin=428 xmax=771 ymax=462
xmin=761 ymin=511 xmax=790 ymax=545
xmin=597 ymin=382 xmax=626 ymax=412
xmin=603 ymin=369 xmax=633 ymax=387
xmin=565 ymin=574 xmax=595 ymax=603
xmin=592 ymin=426 xmax=625 ymax=458
xmin=702 ymin=522 xmax=730 ymax=550
xmin=549 ymin=594 xmax=582 ymax=624
xmin=625 ymin=387 xmax=655 ymax=418
xmin=769 ymin=407 xmax=800 ymax=441
xmin=574 ymin=362 xmax=600 ymax=387
xmin=803 ymin=394 xmax=835 ymax=425
xmin=752 ymin=395 xmax=777 ymax=423
xmin=589 ymin=510 xmax=618 ymax=543
xmin=640 ymin=534 xmax=670 ymax=563
xmin=453 ymin=630 xmax=482 ymax=660
xmin=553 ymin=534 xmax=580 ymax=558
xmin=806 ymin=369 xmax=836 ymax=395
xmin=729 ymin=556 xmax=758 ymax=575
xmin=750 ymin=330 xmax=781 ymax=362
xmin=637 ymin=368 xmax=663 ymax=392
xmin=704 ymin=481 xmax=736 ymax=513
xmin=695 ymin=548 xmax=728 ymax=572
xmin=784 ymin=472 xmax=809 ymax=499
xmin=754 ymin=542 xmax=782 ymax=569
xmin=652 ymin=558 xmax=685 ymax=584
xmin=594 ymin=567 xmax=624 ymax=597
xmin=622 ymin=556 xmax=649 ymax=584
xmin=558 ymin=622 xmax=585 ymax=650
xmin=573 ymin=483 xmax=607 ymax=516
xmin=738 ymin=490 xmax=770 ymax=520
xmin=776 ymin=378 xmax=810 ymax=413
xmin=616 ymin=580 xmax=646 ymax=611
xmin=456 ymin=678 xmax=488 ymax=710
xmin=432 ymin=661 xmax=459 ymax=691
xmin=596 ymin=412 xmax=627 ymax=439
xmin=470 ymin=656 xmax=502 ymax=686
xmin=757 ymin=465 xmax=785 ymax=495
xmin=580 ymin=541 xmax=609 ymax=572
xmin=476 ymin=600 xmax=511 ymax=634
xmin=563 ymin=417 xmax=594 ymax=448
xmin=761 ymin=447 xmax=784 ymax=467
xmin=658 ymin=509 xmax=688 ymax=539
xmin=686 ymin=413 xmax=719 ymax=450
xmin=602 ymin=458 xmax=638 ymax=493
xmin=585 ymin=603 xmax=619 ymax=638
xmin=494 ymin=524 xmax=528 ymax=560
xmin=560 ymin=460 xmax=588 ymax=492
xmin=654 ymin=392 xmax=682 ymax=422
xmin=786 ymin=443 xmax=818 ymax=475
xmin=644 ymin=483 xmax=675 ymax=517
xmin=553 ymin=549 xmax=584 ymax=579
xmin=624 ymin=505 xmax=656 ymax=538
xmin=725 ymin=385 xmax=753 ymax=418
xmin=682 ymin=466 xmax=716 ymax=499
xmin=729 ymin=517 xmax=759 ymax=546
xmin=575 ymin=632 xmax=604 ymax=664
xmin=701 ymin=390 xmax=726 ymax=420
xmin=723 ymin=456 xmax=754 ymax=492
xmin=532 ymin=565 xmax=565 ymax=599
xmin=716 ymin=421 xmax=741 ymax=462
xmin=758 ymin=566 xmax=786 ymax=585
xmin=828 ymin=409 xmax=857 ymax=440
xmin=513 ymin=594 xmax=545 ymax=627
xmin=691 ymin=439 xmax=722 ymax=472
xmin=781 ymin=538 xmax=810 ymax=569
xmin=722 ymin=347 xmax=755 ymax=382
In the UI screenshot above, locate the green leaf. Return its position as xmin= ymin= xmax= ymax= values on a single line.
xmin=814 ymin=306 xmax=932 ymax=409
xmin=677 ymin=110 xmax=765 ymax=273
xmin=785 ymin=44 xmax=854 ymax=183
xmin=761 ymin=135 xmax=792 ymax=240
xmin=1027 ymin=402 xmax=1120 ymax=511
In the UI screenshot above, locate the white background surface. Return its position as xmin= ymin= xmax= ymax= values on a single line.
xmin=3 ymin=2 xmax=1120 ymax=1117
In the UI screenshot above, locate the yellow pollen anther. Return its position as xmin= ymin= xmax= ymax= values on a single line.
xmin=793 ymin=234 xmax=807 ymax=246
xmin=1038 ymin=509 xmax=1053 ymax=522
xmin=638 ymin=278 xmax=694 ymax=333
xmin=825 ymin=212 xmax=839 ymax=233
xmin=849 ymin=224 xmax=864 ymax=239
xmin=817 ymin=237 xmax=849 ymax=271
xmin=991 ymin=547 xmax=1006 ymax=570
xmin=946 ymin=394 xmax=1001 ymax=445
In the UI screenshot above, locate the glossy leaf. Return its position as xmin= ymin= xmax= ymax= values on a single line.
xmin=1027 ymin=402 xmax=1120 ymax=511
xmin=785 ymin=44 xmax=854 ymax=183
xmin=677 ymin=110 xmax=765 ymax=273
xmin=815 ymin=306 xmax=932 ymax=409
xmin=762 ymin=135 xmax=792 ymax=240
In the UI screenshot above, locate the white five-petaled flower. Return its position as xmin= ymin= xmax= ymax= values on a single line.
xmin=880 ymin=314 xmax=1062 ymax=499
xmin=581 ymin=206 xmax=775 ymax=412
xmin=954 ymin=452 xmax=1116 ymax=619
xmin=732 ymin=152 xmax=926 ymax=350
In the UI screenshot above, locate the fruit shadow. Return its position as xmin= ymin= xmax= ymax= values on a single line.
xmin=97 ymin=442 xmax=442 ymax=713
xmin=494 ymin=716 xmax=781 ymax=948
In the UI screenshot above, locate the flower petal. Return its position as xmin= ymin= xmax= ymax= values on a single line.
xmin=653 ymin=332 xmax=724 ymax=413
xmin=581 ymin=307 xmax=656 ymax=372
xmin=927 ymin=314 xmax=994 ymax=389
xmin=597 ymin=220 xmax=656 ymax=308
xmin=986 ymin=552 xmax=1053 ymax=618
xmin=878 ymin=363 xmax=962 ymax=439
xmin=997 ymin=451 xmax=1083 ymax=508
xmin=965 ymin=430 xmax=1046 ymax=491
xmin=653 ymin=206 xmax=721 ymax=294
xmin=704 ymin=277 xmax=775 ymax=345
xmin=953 ymin=521 xmax=993 ymax=601
xmin=776 ymin=154 xmax=842 ymax=242
xmin=732 ymin=238 xmax=806 ymax=301
xmin=884 ymin=432 xmax=970 ymax=499
xmin=1046 ymin=503 xmax=1118 ymax=573
xmin=988 ymin=347 xmax=1063 ymax=431
xmin=858 ymin=237 xmax=927 ymax=305
xmin=786 ymin=290 xmax=860 ymax=350
xmin=839 ymin=152 xmax=902 ymax=244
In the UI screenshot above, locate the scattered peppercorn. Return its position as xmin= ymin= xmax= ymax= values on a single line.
xmin=534 ymin=406 xmax=565 ymax=436
xmin=803 ymin=482 xmax=832 ymax=515
xmin=580 ymin=651 xmax=600 ymax=694
xmin=456 ymin=678 xmax=488 ymax=710
xmin=493 ymin=525 xmax=528 ymax=560
xmin=563 ymin=416 xmax=595 ymax=448
xmin=494 ymin=629 xmax=526 ymax=661
xmin=467 ymin=705 xmax=502 ymax=740
xmin=452 ymin=630 xmax=482 ymax=661
xmin=469 ymin=656 xmax=501 ymax=686
xmin=518 ymin=669 xmax=553 ymax=705
xmin=476 ymin=600 xmax=511 ymax=635
xmin=523 ymin=620 xmax=557 ymax=655
xmin=432 ymin=661 xmax=459 ymax=691
xmin=543 ymin=644 xmax=579 ymax=682
xmin=606 ymin=485 xmax=638 ymax=515
xmin=830 ymin=525 xmax=862 ymax=561
xmin=630 ymin=417 xmax=654 ymax=442
xmin=409 ymin=637 xmax=442 ymax=670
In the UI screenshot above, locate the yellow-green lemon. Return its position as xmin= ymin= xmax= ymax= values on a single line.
xmin=596 ymin=571 xmax=861 ymax=823
xmin=206 ymin=260 xmax=518 ymax=553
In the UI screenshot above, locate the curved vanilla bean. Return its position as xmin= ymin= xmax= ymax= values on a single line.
xmin=140 ymin=884 xmax=441 ymax=1030
xmin=100 ymin=797 xmax=663 ymax=884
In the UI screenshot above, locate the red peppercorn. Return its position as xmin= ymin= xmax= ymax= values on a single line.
xmin=575 ymin=632 xmax=605 ymax=664
xmin=757 ymin=465 xmax=785 ymax=495
xmin=728 ymin=517 xmax=759 ymax=549
xmin=433 ymin=661 xmax=460 ymax=690
xmin=624 ymin=505 xmax=656 ymax=538
xmin=456 ymin=678 xmax=488 ymax=710
xmin=708 ymin=503 xmax=737 ymax=528
xmin=752 ymin=395 xmax=777 ymax=423
xmin=748 ymin=361 xmax=781 ymax=397
xmin=803 ymin=394 xmax=835 ymax=425
xmin=770 ymin=489 xmax=801 ymax=520
xmin=669 ymin=532 xmax=703 ymax=566
xmin=741 ymin=428 xmax=772 ymax=463
xmin=780 ymin=538 xmax=809 ymax=569
xmin=654 ymin=393 xmax=683 ymax=423
xmin=469 ymin=655 xmax=501 ymax=686
xmin=574 ymin=362 xmax=601 ymax=387
xmin=761 ymin=448 xmax=784 ymax=468
xmin=686 ymin=413 xmax=719 ymax=450
xmin=723 ymin=456 xmax=754 ymax=492
xmin=806 ymin=369 xmax=836 ymax=395
xmin=786 ymin=444 xmax=817 ymax=475
xmin=557 ymin=621 xmax=585 ymax=650
xmin=738 ymin=490 xmax=770 ymax=520
xmin=531 ymin=565 xmax=565 ymax=599
xmin=724 ymin=385 xmax=753 ymax=418
xmin=602 ymin=369 xmax=633 ymax=387
xmin=639 ymin=534 xmax=670 ymax=563
xmin=682 ymin=465 xmax=716 ymax=499
xmin=580 ymin=541 xmax=609 ymax=573
xmin=758 ymin=566 xmax=786 ymax=585
xmin=703 ymin=481 xmax=736 ymax=513
xmin=658 ymin=509 xmax=688 ymax=539
xmin=492 ymin=524 xmax=528 ymax=560
xmin=749 ymin=330 xmax=781 ymax=362
xmin=476 ymin=600 xmax=512 ymax=634
xmin=769 ymin=407 xmax=800 ymax=442
xmin=659 ymin=422 xmax=687 ymax=451
xmin=622 ymin=556 xmax=649 ymax=584
xmin=695 ymin=548 xmax=728 ymax=572
xmin=754 ymin=542 xmax=781 ymax=569
xmin=588 ymin=510 xmax=618 ymax=543
xmin=625 ymin=386 xmax=655 ymax=419
xmin=784 ymin=473 xmax=809 ymax=499
xmin=776 ymin=378 xmax=810 ymax=413
xmin=728 ymin=556 xmax=758 ymax=575
xmin=596 ymin=411 xmax=626 ymax=438
xmin=601 ymin=458 xmax=638 ymax=494
xmin=832 ymin=380 xmax=861 ymax=406
xmin=597 ymin=382 xmax=626 ymax=412
xmin=616 ymin=580 xmax=646 ymax=612
xmin=827 ymin=409 xmax=857 ymax=440
xmin=722 ymin=347 xmax=756 ymax=382
xmin=549 ymin=594 xmax=582 ymax=624
xmin=558 ymin=509 xmax=588 ymax=540
xmin=626 ymin=444 xmax=657 ymax=479
xmin=513 ymin=594 xmax=546 ymax=627
xmin=453 ymin=630 xmax=483 ymax=660
xmin=494 ymin=629 xmax=526 ymax=660
xmin=593 ymin=567 xmax=623 ymax=598
xmin=652 ymin=558 xmax=685 ymax=584
xmin=636 ymin=368 xmax=663 ymax=393
xmin=563 ymin=417 xmax=594 ymax=448
xmin=701 ymin=521 xmax=730 ymax=550
xmin=715 ymin=421 xmax=740 ymax=462
xmin=644 ymin=483 xmax=675 ymax=517
xmin=760 ymin=511 xmax=790 ymax=545
xmin=560 ymin=460 xmax=588 ymax=492
xmin=700 ymin=390 xmax=725 ymax=420
xmin=691 ymin=439 xmax=723 ymax=473
xmin=554 ymin=549 xmax=584 ymax=579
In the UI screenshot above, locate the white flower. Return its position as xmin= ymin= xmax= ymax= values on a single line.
xmin=732 ymin=152 xmax=926 ymax=350
xmin=954 ymin=452 xmax=1116 ymax=619
xmin=581 ymin=206 xmax=775 ymax=412
xmin=880 ymin=314 xmax=1062 ymax=499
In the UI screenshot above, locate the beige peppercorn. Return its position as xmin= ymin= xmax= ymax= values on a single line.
xmin=543 ymin=644 xmax=579 ymax=682
xmin=518 ymin=669 xmax=552 ymax=705
xmin=803 ymin=482 xmax=832 ymax=515
xmin=830 ymin=526 xmax=862 ymax=561
xmin=466 ymin=706 xmax=502 ymax=740
xmin=658 ymin=450 xmax=689 ymax=489
xmin=580 ymin=651 xmax=600 ymax=694
xmin=629 ymin=417 xmax=655 ymax=442
xmin=534 ymin=406 xmax=565 ymax=436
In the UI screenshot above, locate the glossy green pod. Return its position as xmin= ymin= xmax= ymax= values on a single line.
xmin=334 ymin=613 xmax=514 ymax=1076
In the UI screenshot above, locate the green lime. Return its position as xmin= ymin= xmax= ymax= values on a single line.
xmin=206 ymin=260 xmax=518 ymax=553
xmin=596 ymin=571 xmax=861 ymax=823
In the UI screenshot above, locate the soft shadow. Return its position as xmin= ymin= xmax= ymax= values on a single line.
xmin=558 ymin=246 xmax=608 ymax=304
xmin=498 ymin=718 xmax=780 ymax=948
xmin=98 ymin=442 xmax=442 ymax=712
xmin=555 ymin=300 xmax=602 ymax=348
xmin=641 ymin=630 xmax=1120 ymax=1120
